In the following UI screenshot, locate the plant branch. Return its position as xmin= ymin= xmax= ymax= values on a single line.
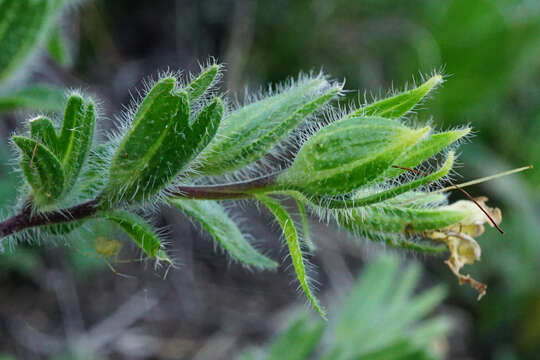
xmin=0 ymin=199 xmax=101 ymax=238
xmin=0 ymin=173 xmax=280 ymax=239
xmin=170 ymin=172 xmax=279 ymax=199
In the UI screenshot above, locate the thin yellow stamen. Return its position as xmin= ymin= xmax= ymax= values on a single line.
xmin=434 ymin=165 xmax=533 ymax=193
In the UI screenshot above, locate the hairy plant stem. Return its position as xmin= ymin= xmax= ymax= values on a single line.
xmin=0 ymin=173 xmax=279 ymax=239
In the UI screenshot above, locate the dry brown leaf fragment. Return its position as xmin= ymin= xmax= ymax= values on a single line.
xmin=423 ymin=197 xmax=502 ymax=300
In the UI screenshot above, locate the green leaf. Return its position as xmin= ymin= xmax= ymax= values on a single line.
xmin=185 ymin=64 xmax=219 ymax=101
xmin=60 ymin=98 xmax=96 ymax=193
xmin=278 ymin=116 xmax=429 ymax=196
xmin=191 ymin=97 xmax=223 ymax=154
xmin=336 ymin=192 xmax=469 ymax=234
xmin=362 ymin=231 xmax=447 ymax=254
xmin=256 ymin=194 xmax=326 ymax=317
xmin=302 ymin=151 xmax=455 ymax=209
xmin=0 ymin=85 xmax=65 ymax=112
xmin=350 ymin=75 xmax=443 ymax=119
xmin=102 ymin=210 xmax=170 ymax=262
xmin=170 ymin=198 xmax=277 ymax=269
xmin=378 ymin=128 xmax=470 ymax=181
xmin=0 ymin=0 xmax=65 ymax=84
xmin=104 ymin=77 xmax=222 ymax=203
xmin=58 ymin=94 xmax=84 ymax=157
xmin=295 ymin=198 xmax=316 ymax=252
xmin=197 ymin=76 xmax=340 ymax=175
xmin=30 ymin=116 xmax=59 ymax=154
xmin=12 ymin=136 xmax=65 ymax=206
xmin=46 ymin=25 xmax=70 ymax=66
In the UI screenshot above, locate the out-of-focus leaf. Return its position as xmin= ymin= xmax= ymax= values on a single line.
xmin=266 ymin=315 xmax=324 ymax=360
xmin=325 ymin=255 xmax=449 ymax=360
xmin=237 ymin=254 xmax=450 ymax=360
xmin=46 ymin=25 xmax=70 ymax=66
xmin=0 ymin=85 xmax=65 ymax=112
xmin=0 ymin=0 xmax=65 ymax=84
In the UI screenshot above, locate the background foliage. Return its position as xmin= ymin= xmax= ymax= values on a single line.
xmin=0 ymin=0 xmax=538 ymax=359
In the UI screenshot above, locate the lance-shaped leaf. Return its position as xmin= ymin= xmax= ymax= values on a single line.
xmin=185 ymin=64 xmax=219 ymax=101
xmin=12 ymin=136 xmax=65 ymax=205
xmin=335 ymin=192 xmax=470 ymax=235
xmin=0 ymin=0 xmax=64 ymax=84
xmin=350 ymin=75 xmax=443 ymax=119
xmin=104 ymin=77 xmax=222 ymax=203
xmin=295 ymin=198 xmax=316 ymax=252
xmin=59 ymin=96 xmax=96 ymax=193
xmin=171 ymin=198 xmax=277 ymax=269
xmin=30 ymin=116 xmax=59 ymax=154
xmin=58 ymin=94 xmax=84 ymax=156
xmin=278 ymin=116 xmax=429 ymax=196
xmin=256 ymin=195 xmax=326 ymax=317
xmin=197 ymin=76 xmax=341 ymax=175
xmin=377 ymin=127 xmax=470 ymax=181
xmin=0 ymin=85 xmax=65 ymax=113
xmin=300 ymin=152 xmax=455 ymax=209
xmin=102 ymin=210 xmax=170 ymax=262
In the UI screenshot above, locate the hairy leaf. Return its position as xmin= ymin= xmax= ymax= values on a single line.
xmin=378 ymin=128 xmax=470 ymax=181
xmin=171 ymin=198 xmax=277 ymax=269
xmin=303 ymin=152 xmax=455 ymax=209
xmin=104 ymin=77 xmax=222 ymax=203
xmin=198 ymin=76 xmax=340 ymax=175
xmin=57 ymin=94 xmax=84 ymax=157
xmin=278 ymin=116 xmax=429 ymax=196
xmin=351 ymin=75 xmax=443 ymax=119
xmin=295 ymin=198 xmax=316 ymax=251
xmin=102 ymin=210 xmax=170 ymax=262
xmin=336 ymin=193 xmax=469 ymax=235
xmin=0 ymin=85 xmax=65 ymax=112
xmin=61 ymin=98 xmax=96 ymax=193
xmin=12 ymin=136 xmax=65 ymax=205
xmin=185 ymin=64 xmax=219 ymax=101
xmin=30 ymin=116 xmax=59 ymax=154
xmin=0 ymin=0 xmax=64 ymax=84
xmin=256 ymin=195 xmax=326 ymax=317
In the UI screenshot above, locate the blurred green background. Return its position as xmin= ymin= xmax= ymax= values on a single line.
xmin=0 ymin=0 xmax=539 ymax=359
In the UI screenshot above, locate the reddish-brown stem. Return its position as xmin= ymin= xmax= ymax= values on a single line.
xmin=0 ymin=173 xmax=280 ymax=239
